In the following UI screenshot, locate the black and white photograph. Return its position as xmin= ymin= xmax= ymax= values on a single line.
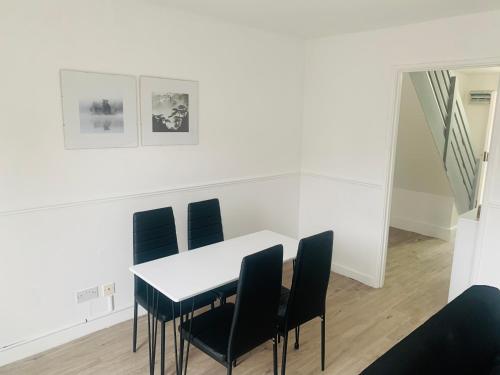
xmin=79 ymin=98 xmax=124 ymax=133
xmin=152 ymin=92 xmax=189 ymax=133
xmin=60 ymin=70 xmax=138 ymax=149
xmin=140 ymin=76 xmax=198 ymax=145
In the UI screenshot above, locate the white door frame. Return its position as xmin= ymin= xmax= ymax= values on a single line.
xmin=476 ymin=90 xmax=497 ymax=207
xmin=378 ymin=57 xmax=500 ymax=288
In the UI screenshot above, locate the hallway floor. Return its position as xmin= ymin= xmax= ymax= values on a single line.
xmin=0 ymin=228 xmax=454 ymax=375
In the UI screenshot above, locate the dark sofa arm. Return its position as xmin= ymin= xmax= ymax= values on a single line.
xmin=361 ymin=285 xmax=500 ymax=375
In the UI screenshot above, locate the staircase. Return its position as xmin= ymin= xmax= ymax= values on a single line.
xmin=410 ymin=70 xmax=480 ymax=214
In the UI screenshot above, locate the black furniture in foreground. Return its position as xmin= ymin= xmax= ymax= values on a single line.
xmin=361 ymin=285 xmax=500 ymax=375
xmin=132 ymin=207 xmax=216 ymax=375
xmin=188 ymin=198 xmax=238 ymax=304
xmin=180 ymin=245 xmax=284 ymax=375
xmin=278 ymin=231 xmax=334 ymax=375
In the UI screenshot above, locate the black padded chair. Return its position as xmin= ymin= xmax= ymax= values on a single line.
xmin=361 ymin=285 xmax=500 ymax=375
xmin=188 ymin=198 xmax=238 ymax=303
xmin=180 ymin=245 xmax=284 ymax=375
xmin=132 ymin=207 xmax=216 ymax=374
xmin=278 ymin=231 xmax=334 ymax=375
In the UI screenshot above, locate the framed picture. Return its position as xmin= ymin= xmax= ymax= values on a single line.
xmin=60 ymin=70 xmax=138 ymax=149
xmin=140 ymin=76 xmax=199 ymax=146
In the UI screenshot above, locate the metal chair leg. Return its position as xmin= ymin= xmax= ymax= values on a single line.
xmin=161 ymin=322 xmax=166 ymax=375
xmin=273 ymin=336 xmax=278 ymax=375
xmin=294 ymin=326 xmax=300 ymax=350
xmin=321 ymin=315 xmax=325 ymax=371
xmin=132 ymin=301 xmax=138 ymax=352
xmin=227 ymin=362 xmax=232 ymax=375
xmin=281 ymin=333 xmax=288 ymax=375
xmin=179 ymin=315 xmax=185 ymax=372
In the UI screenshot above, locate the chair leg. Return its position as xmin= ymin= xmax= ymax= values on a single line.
xmin=273 ymin=336 xmax=278 ymax=375
xmin=132 ymin=301 xmax=138 ymax=353
xmin=321 ymin=315 xmax=325 ymax=371
xmin=294 ymin=326 xmax=300 ymax=350
xmin=227 ymin=362 xmax=232 ymax=375
xmin=281 ymin=333 xmax=288 ymax=375
xmin=160 ymin=322 xmax=166 ymax=375
xmin=179 ymin=320 xmax=185 ymax=371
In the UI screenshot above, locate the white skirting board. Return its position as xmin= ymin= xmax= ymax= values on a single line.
xmin=332 ymin=263 xmax=378 ymax=288
xmin=390 ymin=216 xmax=456 ymax=241
xmin=0 ymin=306 xmax=137 ymax=366
xmin=390 ymin=188 xmax=458 ymax=241
xmin=0 ymin=261 xmax=372 ymax=367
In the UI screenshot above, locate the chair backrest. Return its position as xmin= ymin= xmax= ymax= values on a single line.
xmin=286 ymin=231 xmax=333 ymax=329
xmin=187 ymin=198 xmax=224 ymax=250
xmin=228 ymin=245 xmax=283 ymax=360
xmin=133 ymin=207 xmax=179 ymax=297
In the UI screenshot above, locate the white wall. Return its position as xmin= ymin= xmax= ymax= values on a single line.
xmin=300 ymin=10 xmax=500 ymax=289
xmin=0 ymin=0 xmax=304 ymax=364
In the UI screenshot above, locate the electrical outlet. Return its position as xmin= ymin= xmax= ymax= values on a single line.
xmin=76 ymin=286 xmax=99 ymax=304
xmin=102 ymin=283 xmax=115 ymax=297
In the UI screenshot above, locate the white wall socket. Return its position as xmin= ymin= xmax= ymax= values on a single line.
xmin=76 ymin=286 xmax=99 ymax=304
xmin=102 ymin=283 xmax=115 ymax=297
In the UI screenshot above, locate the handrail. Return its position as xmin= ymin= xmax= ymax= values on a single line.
xmin=411 ymin=70 xmax=480 ymax=213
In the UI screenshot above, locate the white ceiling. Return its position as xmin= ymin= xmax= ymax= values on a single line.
xmin=159 ymin=0 xmax=500 ymax=38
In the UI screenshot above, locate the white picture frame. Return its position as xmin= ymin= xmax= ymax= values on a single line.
xmin=60 ymin=70 xmax=138 ymax=149
xmin=140 ymin=76 xmax=199 ymax=146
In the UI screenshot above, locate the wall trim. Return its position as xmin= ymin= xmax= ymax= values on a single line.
xmin=0 ymin=305 xmax=139 ymax=367
xmin=0 ymin=171 xmax=386 ymax=218
xmin=301 ymin=171 xmax=383 ymax=189
xmin=0 ymin=172 xmax=300 ymax=217
xmin=332 ymin=263 xmax=378 ymax=288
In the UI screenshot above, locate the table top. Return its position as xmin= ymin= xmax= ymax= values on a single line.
xmin=129 ymin=230 xmax=299 ymax=302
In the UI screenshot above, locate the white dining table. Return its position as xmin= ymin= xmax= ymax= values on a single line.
xmin=129 ymin=230 xmax=299 ymax=375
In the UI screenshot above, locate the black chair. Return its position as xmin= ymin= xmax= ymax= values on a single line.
xmin=361 ymin=285 xmax=500 ymax=375
xmin=278 ymin=231 xmax=334 ymax=375
xmin=188 ymin=198 xmax=238 ymax=303
xmin=180 ymin=245 xmax=284 ymax=375
xmin=132 ymin=207 xmax=216 ymax=374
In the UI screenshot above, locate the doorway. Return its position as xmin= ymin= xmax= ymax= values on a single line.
xmin=382 ymin=66 xmax=500 ymax=306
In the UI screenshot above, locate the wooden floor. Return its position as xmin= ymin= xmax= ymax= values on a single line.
xmin=0 ymin=228 xmax=453 ymax=375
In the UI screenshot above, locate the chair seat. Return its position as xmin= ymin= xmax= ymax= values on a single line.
xmin=136 ymin=290 xmax=216 ymax=322
xmin=213 ymin=280 xmax=239 ymax=301
xmin=180 ymin=303 xmax=235 ymax=363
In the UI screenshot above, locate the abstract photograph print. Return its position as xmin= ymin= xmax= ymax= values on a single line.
xmin=60 ymin=70 xmax=137 ymax=149
xmin=141 ymin=76 xmax=198 ymax=146
xmin=79 ymin=98 xmax=124 ymax=133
